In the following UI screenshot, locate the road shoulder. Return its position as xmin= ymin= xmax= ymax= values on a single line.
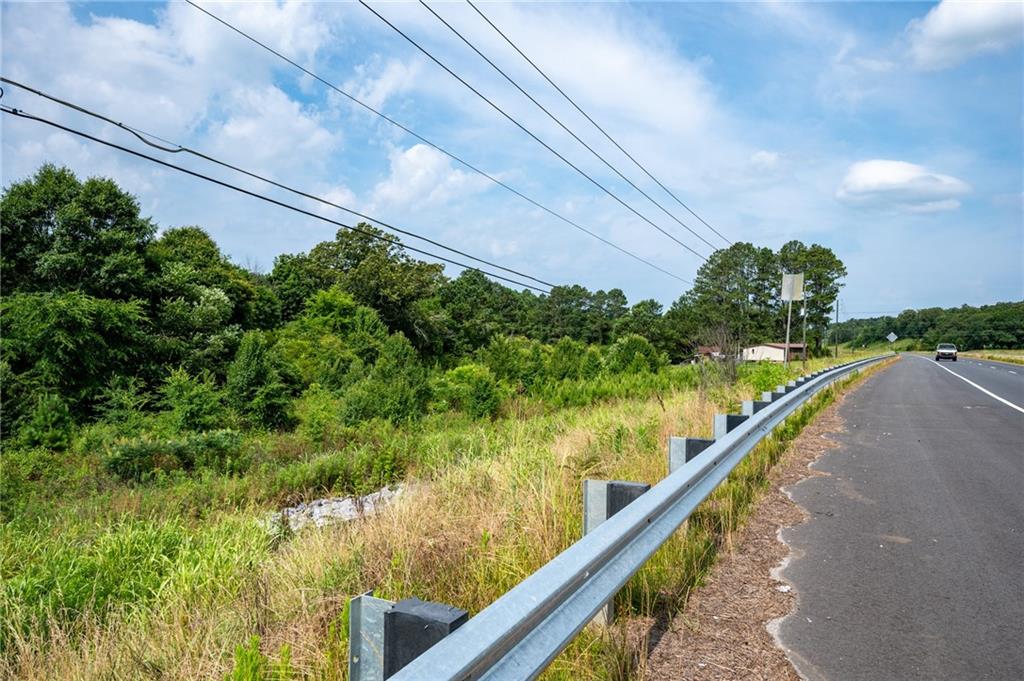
xmin=643 ymin=364 xmax=886 ymax=680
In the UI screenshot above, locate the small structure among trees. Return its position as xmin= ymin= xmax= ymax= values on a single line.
xmin=741 ymin=343 xmax=806 ymax=362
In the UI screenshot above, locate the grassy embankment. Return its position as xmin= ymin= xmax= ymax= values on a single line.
xmin=960 ymin=349 xmax=1024 ymax=366
xmin=0 ymin=352 xmax=887 ymax=681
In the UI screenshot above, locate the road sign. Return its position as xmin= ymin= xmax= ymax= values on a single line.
xmin=781 ymin=273 xmax=804 ymax=301
xmin=886 ymin=332 xmax=898 ymax=343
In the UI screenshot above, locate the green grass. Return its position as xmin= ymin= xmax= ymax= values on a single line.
xmin=961 ymin=349 xmax=1024 ymax=366
xmin=0 ymin=353 xmax=884 ymax=680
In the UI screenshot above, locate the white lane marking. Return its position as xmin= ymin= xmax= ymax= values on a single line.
xmin=1011 ymin=371 xmax=1018 ymax=375
xmin=925 ymin=358 xmax=1024 ymax=414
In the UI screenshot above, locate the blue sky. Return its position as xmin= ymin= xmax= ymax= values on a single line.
xmin=2 ymin=1 xmax=1021 ymax=318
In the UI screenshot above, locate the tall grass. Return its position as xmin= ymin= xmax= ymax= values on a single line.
xmin=0 ymin=354 xmax=885 ymax=680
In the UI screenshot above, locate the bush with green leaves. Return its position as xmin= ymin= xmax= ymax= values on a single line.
xmin=739 ymin=361 xmax=789 ymax=393
xmin=605 ymin=333 xmax=666 ymax=374
xmin=159 ymin=367 xmax=226 ymax=433
xmin=293 ymin=384 xmax=344 ymax=444
xmin=16 ymin=393 xmax=74 ymax=450
xmin=104 ymin=430 xmax=245 ymax=481
xmin=226 ymin=332 xmax=291 ymax=429
xmin=580 ymin=346 xmax=604 ymax=379
xmin=547 ymin=337 xmax=586 ymax=381
xmin=343 ymin=333 xmax=430 ymax=424
xmin=477 ymin=335 xmax=549 ymax=391
xmin=436 ymin=364 xmax=505 ymax=419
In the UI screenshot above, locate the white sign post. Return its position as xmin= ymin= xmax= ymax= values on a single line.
xmin=886 ymin=331 xmax=898 ymax=351
xmin=781 ymin=273 xmax=805 ymax=369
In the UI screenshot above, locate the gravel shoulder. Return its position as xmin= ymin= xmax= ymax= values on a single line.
xmin=642 ymin=375 xmax=869 ymax=680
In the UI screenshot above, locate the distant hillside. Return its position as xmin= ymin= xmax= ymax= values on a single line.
xmin=834 ymin=301 xmax=1024 ymax=350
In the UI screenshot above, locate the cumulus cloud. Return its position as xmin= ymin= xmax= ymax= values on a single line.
xmin=371 ymin=144 xmax=491 ymax=209
xmin=907 ymin=0 xmax=1024 ymax=70
xmin=836 ymin=160 xmax=970 ymax=212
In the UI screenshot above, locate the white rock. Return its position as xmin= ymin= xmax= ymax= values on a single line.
xmin=263 ymin=485 xmax=403 ymax=533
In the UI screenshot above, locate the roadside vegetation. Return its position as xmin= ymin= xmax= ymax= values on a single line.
xmin=960 ymin=349 xmax=1024 ymax=366
xmin=834 ymin=301 xmax=1023 ymax=350
xmin=2 ymin=165 xmax=864 ymax=680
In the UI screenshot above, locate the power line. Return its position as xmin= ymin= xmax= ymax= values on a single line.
xmin=184 ymin=0 xmax=690 ymax=285
xmin=0 ymin=103 xmax=552 ymax=294
xmin=466 ymin=0 xmax=732 ymax=247
xmin=359 ymin=0 xmax=709 ymax=262
xmin=420 ymin=0 xmax=719 ymax=252
xmin=1 ymin=76 xmax=554 ymax=289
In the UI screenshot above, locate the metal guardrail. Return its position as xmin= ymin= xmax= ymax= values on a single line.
xmin=390 ymin=355 xmax=891 ymax=680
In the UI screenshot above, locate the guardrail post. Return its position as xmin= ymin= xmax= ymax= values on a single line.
xmin=741 ymin=399 xmax=769 ymax=416
xmin=583 ymin=479 xmax=650 ymax=624
xmin=668 ymin=436 xmax=715 ymax=473
xmin=713 ymin=413 xmax=749 ymax=439
xmin=349 ymin=593 xmax=469 ymax=680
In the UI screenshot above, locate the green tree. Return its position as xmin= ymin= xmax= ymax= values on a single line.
xmin=35 ymin=175 xmax=156 ymax=300
xmin=0 ymin=164 xmax=81 ymax=292
xmin=159 ymin=368 xmax=226 ymax=433
xmin=776 ymin=241 xmax=846 ymax=352
xmin=343 ymin=333 xmax=431 ymax=424
xmin=614 ymin=299 xmax=667 ymax=349
xmin=1 ymin=292 xmax=148 ymax=427
xmin=310 ymin=226 xmax=446 ymax=348
xmin=686 ymin=242 xmax=780 ymax=346
xmin=226 ymin=332 xmax=291 ymax=428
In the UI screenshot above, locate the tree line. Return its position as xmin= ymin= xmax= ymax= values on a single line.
xmin=834 ymin=301 xmax=1024 ymax=350
xmin=1 ymin=164 xmax=848 ymax=452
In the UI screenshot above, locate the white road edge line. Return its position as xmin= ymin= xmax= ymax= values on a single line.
xmin=924 ymin=358 xmax=1024 ymax=414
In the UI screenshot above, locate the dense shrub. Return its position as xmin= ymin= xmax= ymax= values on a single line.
xmin=436 ymin=364 xmax=505 ymax=418
xmin=293 ymin=384 xmax=344 ymax=444
xmin=547 ymin=337 xmax=586 ymax=381
xmin=739 ymin=361 xmax=788 ymax=393
xmin=104 ymin=430 xmax=245 ymax=481
xmin=605 ymin=334 xmax=665 ymax=374
xmin=580 ymin=346 xmax=604 ymax=379
xmin=343 ymin=333 xmax=430 ymax=424
xmin=160 ymin=367 xmax=226 ymax=432
xmin=227 ymin=332 xmax=291 ymax=428
xmin=477 ymin=335 xmax=548 ymax=390
xmin=16 ymin=393 xmax=74 ymax=450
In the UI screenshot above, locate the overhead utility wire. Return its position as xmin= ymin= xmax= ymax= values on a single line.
xmin=421 ymin=0 xmax=718 ymax=252
xmin=184 ymin=0 xmax=690 ymax=286
xmin=467 ymin=0 xmax=732 ymax=247
xmin=1 ymin=77 xmax=553 ymax=289
xmin=360 ymin=0 xmax=708 ymax=262
xmin=0 ymin=104 xmax=551 ymax=293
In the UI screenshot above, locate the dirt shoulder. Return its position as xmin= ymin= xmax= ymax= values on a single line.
xmin=642 ymin=377 xmax=867 ymax=680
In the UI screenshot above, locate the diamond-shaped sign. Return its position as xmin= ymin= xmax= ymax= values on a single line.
xmin=886 ymin=332 xmax=898 ymax=343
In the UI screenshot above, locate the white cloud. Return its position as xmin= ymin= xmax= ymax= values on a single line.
xmin=345 ymin=57 xmax=424 ymax=110
xmin=836 ymin=160 xmax=970 ymax=212
xmin=908 ymin=1 xmax=1024 ymax=70
xmin=207 ymin=85 xmax=342 ymax=174
xmin=371 ymin=144 xmax=491 ymax=209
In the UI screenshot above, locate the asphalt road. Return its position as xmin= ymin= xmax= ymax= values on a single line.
xmin=776 ymin=354 xmax=1024 ymax=680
